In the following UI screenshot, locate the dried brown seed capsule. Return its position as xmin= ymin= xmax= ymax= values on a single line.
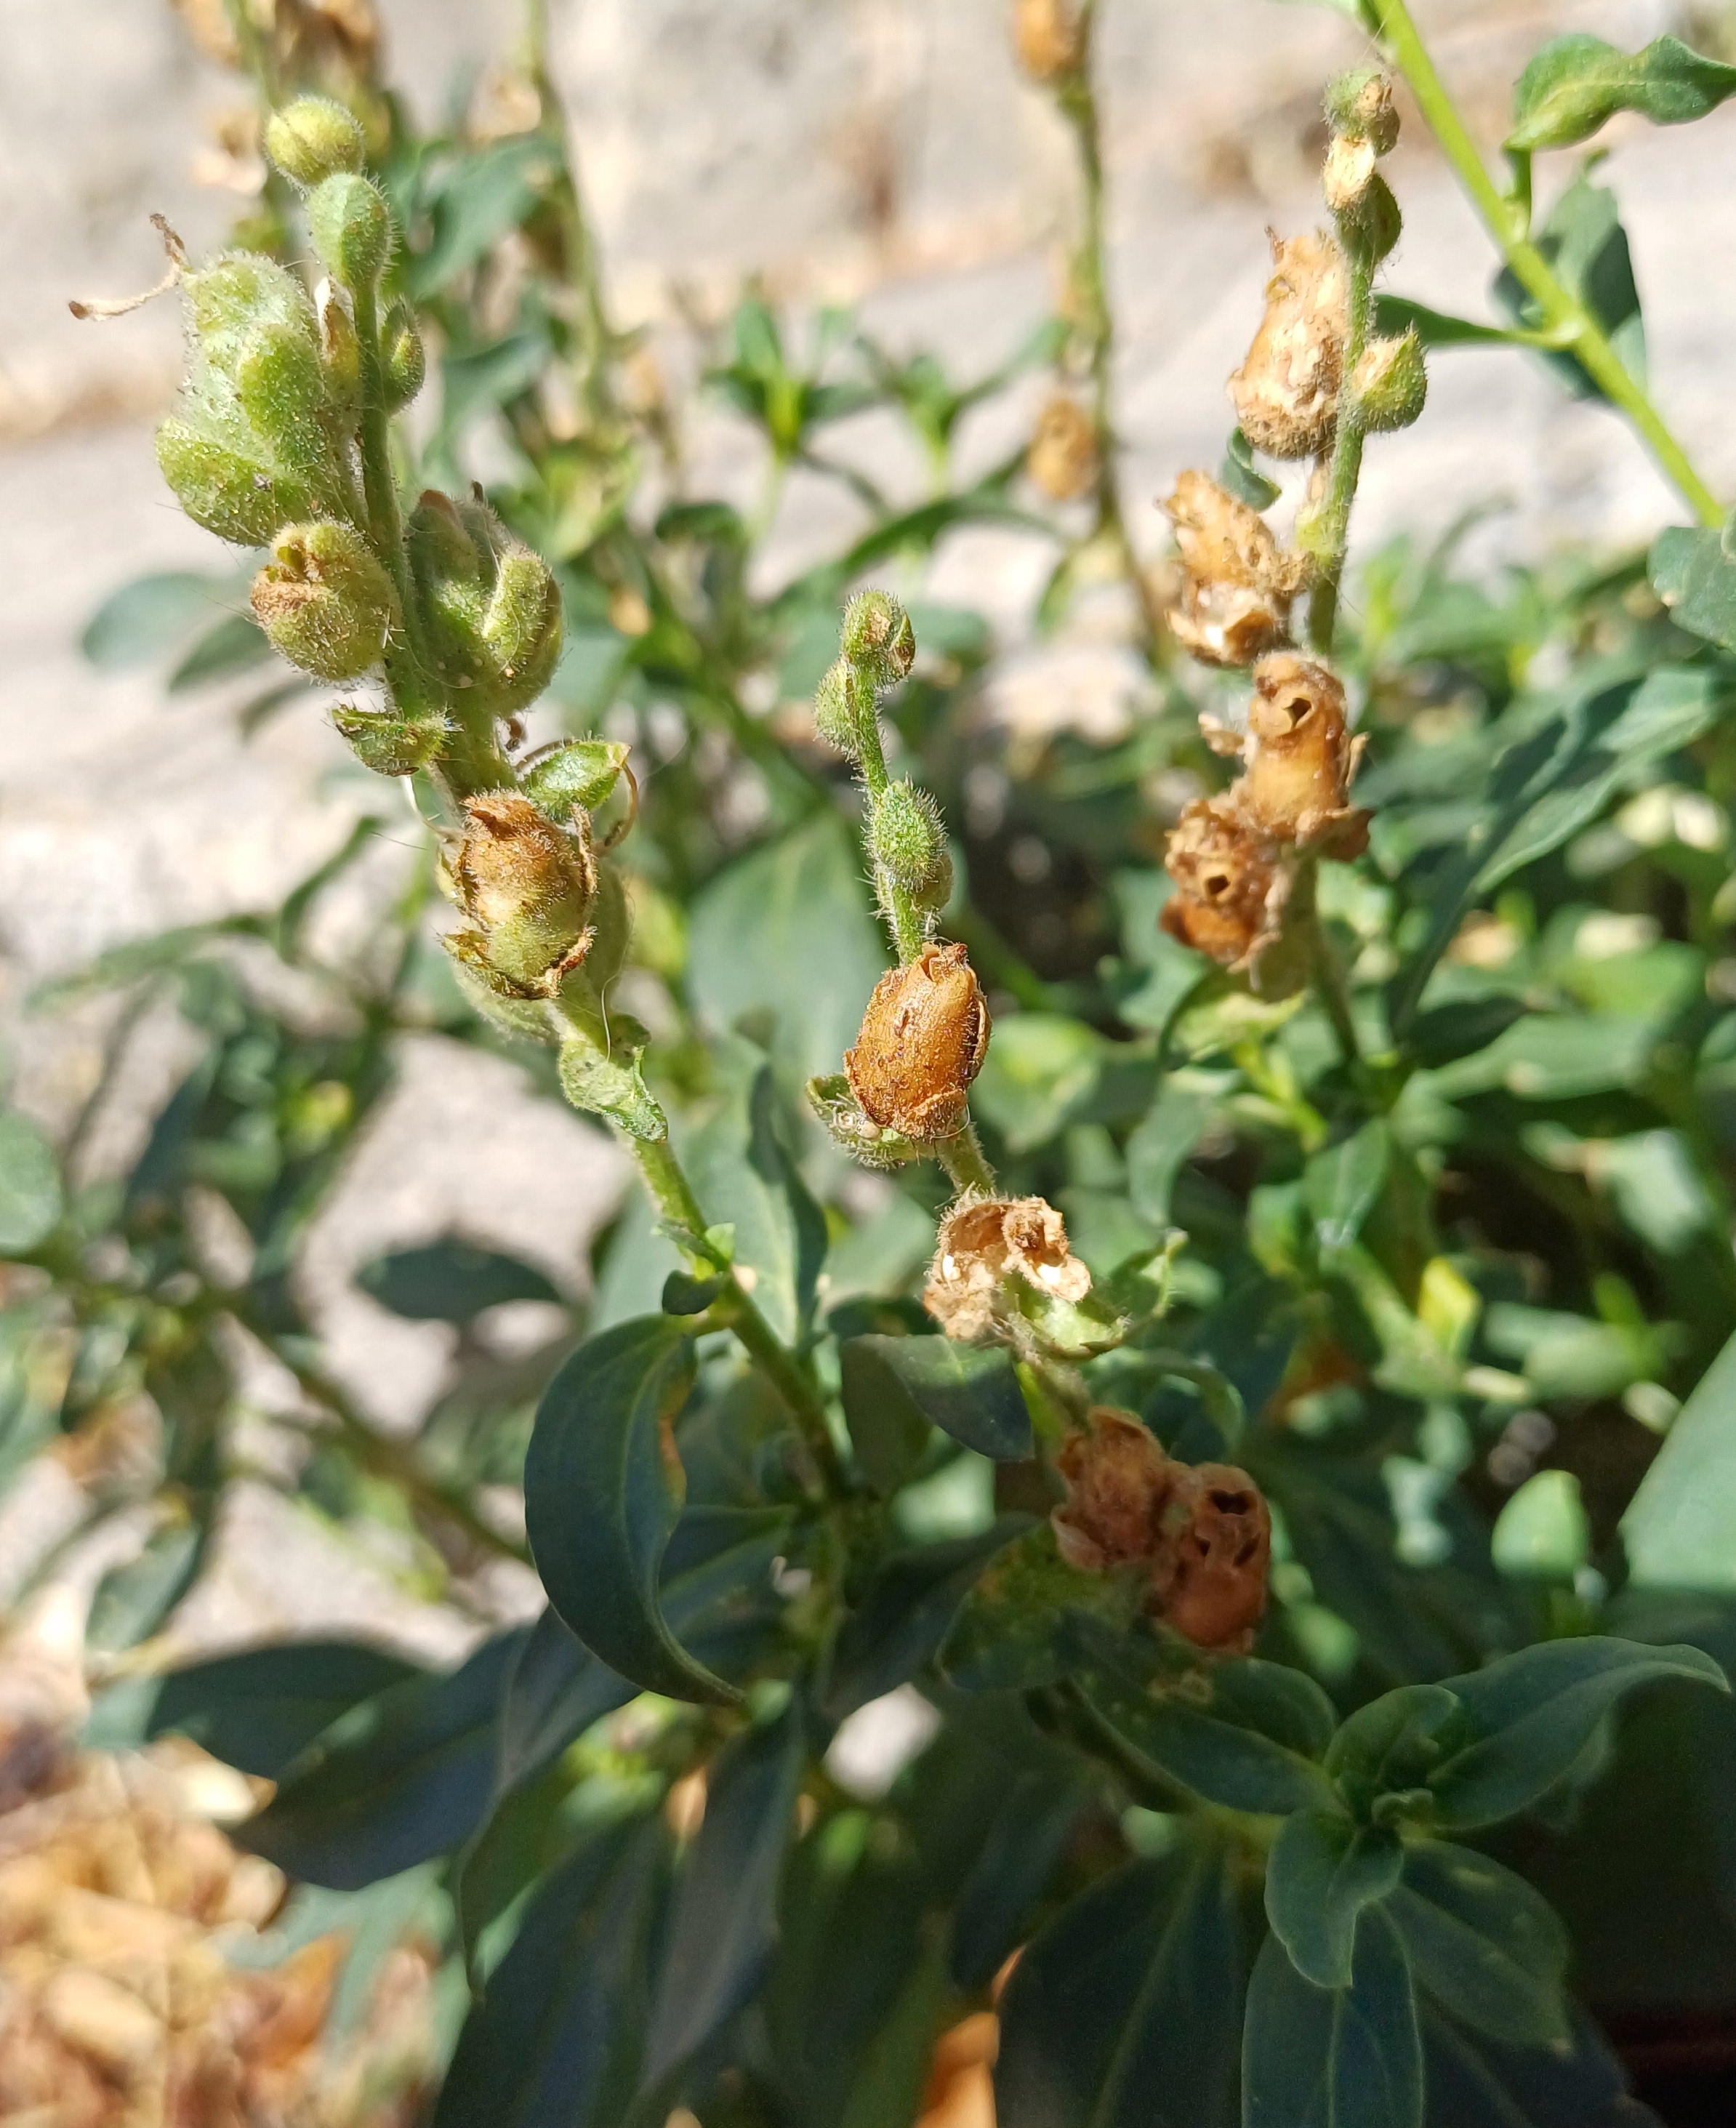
xmin=925 ymin=1194 xmax=1091 ymax=1343
xmin=1163 ymin=471 xmax=1311 ymax=668
xmin=1229 ymin=231 xmax=1349 ymax=462
xmin=1027 ymin=396 xmax=1098 ymax=502
xmin=1013 ymin=0 xmax=1085 ymax=81
xmin=449 ymin=791 xmax=598 ymax=995
xmin=845 ymin=941 xmax=989 ymax=1144
xmin=1053 ymin=1408 xmax=1174 ymax=1573
xmin=1161 ymin=796 xmax=1290 ymax=972
xmin=1151 ymin=1462 xmax=1272 ymax=1653
xmin=1239 ymin=653 xmax=1369 ymax=854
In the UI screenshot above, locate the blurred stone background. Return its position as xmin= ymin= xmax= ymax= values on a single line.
xmin=4 ymin=0 xmax=1736 ymax=1648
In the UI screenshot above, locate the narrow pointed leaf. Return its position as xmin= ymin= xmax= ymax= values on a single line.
xmin=840 ymin=1334 xmax=1032 ymax=1463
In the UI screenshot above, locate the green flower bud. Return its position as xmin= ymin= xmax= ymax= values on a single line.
xmin=522 ymin=738 xmax=634 ymax=819
xmin=265 ymin=97 xmax=367 ymax=187
xmin=409 ymin=492 xmax=562 ymax=714
xmin=1325 ymin=69 xmax=1398 ymax=153
xmin=841 ymin=589 xmax=916 ymax=684
xmin=379 ymin=299 xmax=425 ymax=411
xmin=1351 ymin=330 xmax=1427 ymax=433
xmin=1333 ymin=170 xmax=1402 ymax=267
xmin=156 ymin=419 xmax=319 ymax=547
xmin=307 ymin=172 xmax=393 ymax=289
xmin=236 ymin=324 xmax=331 ymax=478
xmin=871 ymin=781 xmax=952 ymax=907
xmin=332 ymin=700 xmax=447 ymax=776
xmin=318 ymin=290 xmax=361 ymax=424
xmin=451 ymin=791 xmax=598 ymax=994
xmin=813 ymin=657 xmax=875 ymax=756
xmin=251 ymin=521 xmax=397 ymax=680
xmin=184 ymin=254 xmax=318 ymax=374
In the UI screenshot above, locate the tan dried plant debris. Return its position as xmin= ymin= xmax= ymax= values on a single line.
xmin=1237 ymin=652 xmax=1369 ymax=854
xmin=924 ymin=1195 xmax=1091 ymax=1344
xmin=1162 ymin=471 xmax=1311 ymax=668
xmin=1026 ymin=396 xmax=1098 ymax=503
xmin=1229 ymin=230 xmax=1349 ymax=461
xmin=1160 ymin=795 xmax=1291 ymax=974
xmin=845 ymin=943 xmax=990 ymax=1144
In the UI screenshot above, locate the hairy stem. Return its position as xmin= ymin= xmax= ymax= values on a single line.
xmin=851 ymin=683 xmax=929 ymax=965
xmin=1306 ymin=252 xmax=1373 ymax=655
xmin=1370 ymin=0 xmax=1721 ymax=529
xmin=936 ymin=1120 xmax=997 ymax=1199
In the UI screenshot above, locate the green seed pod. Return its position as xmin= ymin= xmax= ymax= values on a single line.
xmin=236 ymin=324 xmax=331 ymax=478
xmin=871 ymin=780 xmax=951 ymax=906
xmin=452 ymin=791 xmax=598 ymax=993
xmin=813 ymin=657 xmax=874 ymax=756
xmin=409 ymin=491 xmax=563 ymax=713
xmin=841 ymin=589 xmax=916 ymax=685
xmin=379 ymin=299 xmax=426 ymax=411
xmin=1334 ymin=169 xmax=1402 ymax=267
xmin=307 ymin=172 xmax=393 ymax=289
xmin=331 ymin=700 xmax=447 ymax=776
xmin=522 ymin=739 xmax=633 ymax=819
xmin=1325 ymin=68 xmax=1398 ymax=153
xmin=265 ymin=96 xmax=367 ymax=187
xmin=183 ymin=254 xmax=318 ymax=375
xmin=1351 ymin=330 xmax=1428 ymax=433
xmin=155 ymin=419 xmax=318 ymax=547
xmin=251 ymin=521 xmax=397 ymax=680
xmin=318 ymin=291 xmax=361 ymax=424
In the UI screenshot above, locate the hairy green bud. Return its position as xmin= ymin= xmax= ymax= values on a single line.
xmin=522 ymin=739 xmax=634 ymax=819
xmin=156 ymin=421 xmax=319 ymax=547
xmin=332 ymin=700 xmax=447 ymax=776
xmin=1325 ymin=69 xmax=1398 ymax=153
xmin=251 ymin=521 xmax=396 ymax=680
xmin=265 ymin=97 xmax=366 ymax=187
xmin=379 ymin=299 xmax=426 ymax=411
xmin=308 ymin=172 xmax=393 ymax=289
xmin=408 ymin=491 xmax=562 ymax=713
xmin=1333 ymin=169 xmax=1402 ymax=267
xmin=871 ymin=781 xmax=952 ymax=907
xmin=450 ymin=791 xmax=597 ymax=994
xmin=1351 ymin=330 xmax=1427 ymax=433
xmin=813 ymin=657 xmax=875 ymax=755
xmin=236 ymin=324 xmax=331 ymax=478
xmin=842 ymin=588 xmax=916 ymax=685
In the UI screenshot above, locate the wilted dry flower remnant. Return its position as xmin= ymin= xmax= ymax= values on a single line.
xmin=845 ymin=942 xmax=990 ymax=1144
xmin=925 ymin=1195 xmax=1091 ymax=1342
xmin=1164 ymin=471 xmax=1312 ymax=667
xmin=1238 ymin=653 xmax=1369 ymax=853
xmin=1053 ymin=1408 xmax=1271 ymax=1651
xmin=1229 ymin=231 xmax=1349 ymax=462
xmin=1160 ymin=797 xmax=1291 ymax=973
xmin=1027 ymin=395 xmax=1098 ymax=502
xmin=444 ymin=791 xmax=598 ymax=997
xmin=1012 ymin=0 xmax=1085 ymax=81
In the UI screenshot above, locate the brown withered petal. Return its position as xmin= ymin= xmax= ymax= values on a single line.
xmin=845 ymin=941 xmax=989 ymax=1144
xmin=1053 ymin=1408 xmax=1176 ymax=1573
xmin=1151 ymin=1462 xmax=1272 ymax=1653
xmin=1161 ymin=795 xmax=1291 ymax=972
xmin=1229 ymin=230 xmax=1349 ymax=462
xmin=1013 ymin=0 xmax=1085 ymax=81
xmin=925 ymin=1195 xmax=1091 ymax=1341
xmin=1168 ymin=585 xmax=1290 ymax=670
xmin=1162 ymin=471 xmax=1311 ymax=668
xmin=1238 ymin=652 xmax=1369 ymax=854
xmin=1026 ymin=396 xmax=1098 ymax=502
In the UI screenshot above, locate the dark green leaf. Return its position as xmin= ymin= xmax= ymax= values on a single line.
xmin=357 ymin=1236 xmax=562 ymax=1322
xmin=1406 ymin=994 xmax=1528 ymax=1069
xmin=1265 ymin=1812 xmax=1402 ymax=1989
xmin=939 ymin=1524 xmax=1141 ymax=1692
xmin=1493 ymin=171 xmax=1643 ymax=402
xmin=826 ymin=1520 xmax=1032 ymax=1719
xmin=1508 ymin=33 xmax=1736 ymax=153
xmin=1419 ymin=2004 xmax=1652 ymax=2128
xmin=87 ymin=1518 xmax=208 ymax=1653
xmin=525 ymin=1317 xmax=739 ymax=1705
xmin=997 ymin=1845 xmax=1246 ymax=2128
xmin=949 ymin=1770 xmax=1082 ymax=1992
xmin=84 ymin=1641 xmax=421 ymax=1780
xmin=1623 ymin=1323 xmax=1736 ymax=1591
xmin=241 ymin=1628 xmax=524 ymax=1888
xmin=1126 ymin=1083 xmax=1213 ymax=1226
xmin=1388 ymin=1841 xmax=1570 ymax=2047
xmin=1427 ymin=1637 xmax=1727 ymax=1830
xmin=640 ymin=1701 xmax=805 ymax=2092
xmin=840 ymin=1335 xmax=1032 ymax=1466
xmin=435 ymin=1814 xmax=668 ymax=2128
xmin=0 ymin=1113 xmax=62 ymax=1252
xmin=1243 ymin=1908 xmax=1421 ymax=2128
xmin=1220 ymin=427 xmax=1280 ymax=509
xmin=1373 ymin=294 xmax=1535 ymax=350
xmin=168 ymin=609 xmax=272 ymax=691
xmin=1304 ymin=1120 xmax=1390 ymax=1253
xmin=1327 ymin=1685 xmax=1468 ymax=1824
xmin=412 ymin=137 xmax=556 ymax=294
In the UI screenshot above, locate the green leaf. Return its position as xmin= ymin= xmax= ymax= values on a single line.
xmin=1373 ymin=294 xmax=1535 ymax=351
xmin=81 ymin=567 xmax=249 ymax=670
xmin=997 ymin=1845 xmax=1246 ymax=2128
xmin=1508 ymin=33 xmax=1736 ymax=153
xmin=1265 ymin=1812 xmax=1402 ymax=1990
xmin=168 ymin=609 xmax=272 ymax=691
xmin=435 ymin=1814 xmax=668 ymax=2128
xmin=524 ymin=1317 xmax=739 ymax=1705
xmin=973 ymin=1015 xmax=1103 ymax=1152
xmin=640 ymin=1701 xmax=805 ymax=2093
xmin=242 ymin=1628 xmax=525 ymax=1888
xmin=1651 ymin=521 xmax=1736 ymax=651
xmin=0 ymin=1113 xmax=62 ymax=1253
xmin=87 ymin=1518 xmax=208 ymax=1653
xmin=949 ymin=1770 xmax=1082 ymax=1993
xmin=825 ymin=1520 xmax=1032 ymax=1719
xmin=356 ymin=1236 xmax=561 ymax=1322
xmin=1242 ymin=1908 xmax=1421 ymax=2128
xmin=939 ymin=1524 xmax=1141 ymax=1692
xmin=1304 ymin=1120 xmax=1390 ymax=1253
xmin=1220 ymin=427 xmax=1281 ymax=509
xmin=1490 ymin=1470 xmax=1590 ymax=1582
xmin=1387 ymin=1841 xmax=1570 ymax=2048
xmin=85 ymin=1641 xmax=421 ymax=1780
xmin=1426 ymin=1636 xmax=1727 ymax=1830
xmin=1126 ymin=1083 xmax=1213 ymax=1226
xmin=840 ymin=1334 xmax=1032 ymax=1471
xmin=1493 ymin=170 xmax=1643 ymax=403
xmin=1419 ymin=2004 xmax=1653 ymax=2128
xmin=688 ymin=814 xmax=886 ymax=1084
xmin=1624 ymin=1324 xmax=1736 ymax=1591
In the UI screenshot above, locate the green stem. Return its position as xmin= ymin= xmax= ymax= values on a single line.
xmin=936 ymin=1121 xmax=997 ymax=1199
xmin=1306 ymin=251 xmax=1373 ymax=655
xmin=1370 ymin=0 xmax=1721 ymax=529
